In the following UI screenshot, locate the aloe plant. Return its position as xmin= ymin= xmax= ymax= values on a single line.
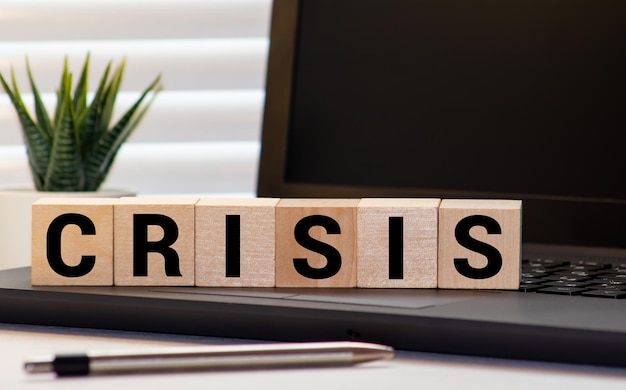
xmin=0 ymin=54 xmax=161 ymax=191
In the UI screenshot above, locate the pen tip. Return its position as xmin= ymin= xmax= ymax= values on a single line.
xmin=24 ymin=356 xmax=54 ymax=374
xmin=351 ymin=342 xmax=395 ymax=363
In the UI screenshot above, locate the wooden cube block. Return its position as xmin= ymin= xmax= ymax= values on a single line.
xmin=31 ymin=198 xmax=115 ymax=286
xmin=275 ymin=199 xmax=359 ymax=287
xmin=438 ymin=199 xmax=522 ymax=289
xmin=357 ymin=198 xmax=440 ymax=288
xmin=195 ymin=197 xmax=279 ymax=287
xmin=114 ymin=197 xmax=198 ymax=286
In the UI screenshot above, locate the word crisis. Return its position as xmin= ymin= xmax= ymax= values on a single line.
xmin=31 ymin=197 xmax=521 ymax=290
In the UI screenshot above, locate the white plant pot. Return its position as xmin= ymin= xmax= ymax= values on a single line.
xmin=0 ymin=188 xmax=135 ymax=270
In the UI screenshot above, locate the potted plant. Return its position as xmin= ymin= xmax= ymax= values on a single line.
xmin=0 ymin=54 xmax=161 ymax=269
xmin=1 ymin=54 xmax=161 ymax=191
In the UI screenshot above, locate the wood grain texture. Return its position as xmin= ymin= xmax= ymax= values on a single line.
xmin=275 ymin=199 xmax=359 ymax=287
xmin=195 ymin=197 xmax=279 ymax=287
xmin=357 ymin=198 xmax=440 ymax=288
xmin=114 ymin=197 xmax=198 ymax=286
xmin=438 ymin=199 xmax=522 ymax=290
xmin=31 ymin=198 xmax=115 ymax=286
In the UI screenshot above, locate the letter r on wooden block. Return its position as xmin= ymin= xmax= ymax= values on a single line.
xmin=114 ymin=197 xmax=198 ymax=286
xmin=357 ymin=198 xmax=440 ymax=288
xmin=195 ymin=198 xmax=279 ymax=287
xmin=275 ymin=199 xmax=359 ymax=287
xmin=31 ymin=198 xmax=115 ymax=286
xmin=438 ymin=199 xmax=522 ymax=290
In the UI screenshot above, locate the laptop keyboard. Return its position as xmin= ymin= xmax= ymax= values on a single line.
xmin=521 ymin=258 xmax=626 ymax=298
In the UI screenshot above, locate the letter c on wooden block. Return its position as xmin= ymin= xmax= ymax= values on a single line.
xmin=31 ymin=198 xmax=115 ymax=286
xmin=437 ymin=199 xmax=522 ymax=290
xmin=275 ymin=199 xmax=359 ymax=287
xmin=47 ymin=213 xmax=97 ymax=278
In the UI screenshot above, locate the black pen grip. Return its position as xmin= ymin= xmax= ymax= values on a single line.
xmin=53 ymin=354 xmax=90 ymax=376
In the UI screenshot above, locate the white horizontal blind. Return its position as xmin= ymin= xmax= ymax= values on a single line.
xmin=0 ymin=0 xmax=270 ymax=195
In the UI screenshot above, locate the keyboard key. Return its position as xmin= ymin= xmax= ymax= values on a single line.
xmin=521 ymin=278 xmax=545 ymax=284
xmin=572 ymin=260 xmax=611 ymax=268
xmin=544 ymin=280 xmax=593 ymax=288
xmin=587 ymin=284 xmax=626 ymax=291
xmin=521 ymin=272 xmax=550 ymax=278
xmin=581 ymin=290 xmax=626 ymax=299
xmin=525 ymin=259 xmax=567 ymax=268
xmin=554 ymin=264 xmax=604 ymax=272
xmin=521 ymin=268 xmax=555 ymax=276
xmin=599 ymin=273 xmax=626 ymax=280
xmin=537 ymin=287 xmax=587 ymax=296
xmin=587 ymin=278 xmax=626 ymax=285
xmin=552 ymin=270 xmax=602 ymax=277
xmin=519 ymin=284 xmax=543 ymax=292
xmin=544 ymin=275 xmax=591 ymax=282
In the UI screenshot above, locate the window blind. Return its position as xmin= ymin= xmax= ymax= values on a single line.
xmin=0 ymin=0 xmax=270 ymax=195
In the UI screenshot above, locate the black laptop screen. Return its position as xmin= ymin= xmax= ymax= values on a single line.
xmin=259 ymin=0 xmax=626 ymax=248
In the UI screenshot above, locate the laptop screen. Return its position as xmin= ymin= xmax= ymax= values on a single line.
xmin=258 ymin=0 xmax=626 ymax=249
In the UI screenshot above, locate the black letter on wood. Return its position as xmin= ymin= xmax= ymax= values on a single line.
xmin=293 ymin=215 xmax=342 ymax=279
xmin=453 ymin=215 xmax=503 ymax=279
xmin=225 ymin=214 xmax=241 ymax=277
xmin=388 ymin=216 xmax=404 ymax=279
xmin=47 ymin=213 xmax=96 ymax=277
xmin=133 ymin=214 xmax=181 ymax=277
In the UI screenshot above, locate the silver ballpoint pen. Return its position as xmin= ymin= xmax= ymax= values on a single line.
xmin=24 ymin=341 xmax=394 ymax=377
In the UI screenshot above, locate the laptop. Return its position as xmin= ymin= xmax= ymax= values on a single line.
xmin=2 ymin=0 xmax=626 ymax=367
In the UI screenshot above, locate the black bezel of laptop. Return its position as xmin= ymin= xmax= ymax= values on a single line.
xmin=257 ymin=0 xmax=626 ymax=252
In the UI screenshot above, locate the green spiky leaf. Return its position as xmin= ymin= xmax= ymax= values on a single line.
xmin=84 ymin=74 xmax=162 ymax=190
xmin=0 ymin=54 xmax=162 ymax=191
xmin=26 ymin=58 xmax=54 ymax=141
xmin=0 ymin=69 xmax=51 ymax=190
xmin=96 ymin=60 xmax=125 ymax=141
xmin=44 ymin=81 xmax=84 ymax=191
xmin=73 ymin=53 xmax=90 ymax=117
xmin=78 ymin=60 xmax=112 ymax=162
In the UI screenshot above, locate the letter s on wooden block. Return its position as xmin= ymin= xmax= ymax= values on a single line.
xmin=275 ymin=199 xmax=359 ymax=287
xmin=114 ymin=197 xmax=198 ymax=286
xmin=437 ymin=199 xmax=522 ymax=290
xmin=356 ymin=198 xmax=440 ymax=288
xmin=31 ymin=198 xmax=115 ymax=286
xmin=195 ymin=197 xmax=279 ymax=287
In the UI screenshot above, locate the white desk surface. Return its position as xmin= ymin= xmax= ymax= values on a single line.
xmin=2 ymin=323 xmax=626 ymax=389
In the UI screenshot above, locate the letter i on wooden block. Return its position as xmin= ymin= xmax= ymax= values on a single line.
xmin=438 ymin=199 xmax=522 ymax=290
xmin=114 ymin=197 xmax=198 ymax=286
xmin=31 ymin=198 xmax=115 ymax=286
xmin=195 ymin=198 xmax=279 ymax=287
xmin=275 ymin=199 xmax=359 ymax=287
xmin=357 ymin=198 xmax=440 ymax=288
